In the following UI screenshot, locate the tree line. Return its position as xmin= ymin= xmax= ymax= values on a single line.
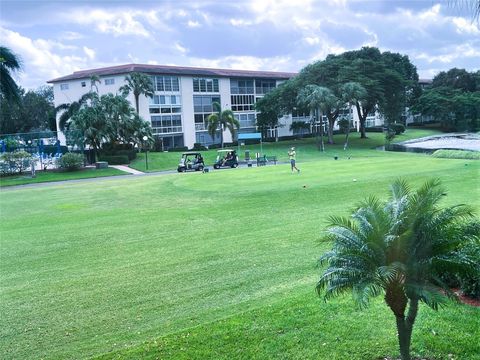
xmin=256 ymin=47 xmax=479 ymax=147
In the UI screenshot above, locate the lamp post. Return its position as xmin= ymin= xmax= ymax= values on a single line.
xmin=143 ymin=135 xmax=149 ymax=171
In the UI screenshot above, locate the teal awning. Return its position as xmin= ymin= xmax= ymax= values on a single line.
xmin=238 ymin=133 xmax=262 ymax=140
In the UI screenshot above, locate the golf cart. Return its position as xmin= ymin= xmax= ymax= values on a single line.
xmin=213 ymin=149 xmax=239 ymax=169
xmin=177 ymin=152 xmax=205 ymax=172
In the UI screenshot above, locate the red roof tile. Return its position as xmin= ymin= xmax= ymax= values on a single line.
xmin=48 ymin=63 xmax=297 ymax=83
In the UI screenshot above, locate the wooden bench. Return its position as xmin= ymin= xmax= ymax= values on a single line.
xmin=266 ymin=156 xmax=277 ymax=165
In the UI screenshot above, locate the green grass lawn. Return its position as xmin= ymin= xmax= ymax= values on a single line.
xmin=129 ymin=129 xmax=441 ymax=172
xmin=1 ymin=139 xmax=479 ymax=359
xmin=0 ymin=167 xmax=127 ymax=187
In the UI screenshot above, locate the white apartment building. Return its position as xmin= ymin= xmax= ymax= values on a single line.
xmin=48 ymin=64 xmax=297 ymax=149
xmin=49 ymin=63 xmax=396 ymax=149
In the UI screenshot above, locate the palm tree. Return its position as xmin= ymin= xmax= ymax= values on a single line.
xmin=317 ymin=179 xmax=478 ymax=360
xmin=119 ymin=72 xmax=154 ymax=114
xmin=0 ymin=46 xmax=22 ymax=102
xmin=297 ymin=85 xmax=335 ymax=152
xmin=90 ymin=75 xmax=100 ymax=93
xmin=337 ymin=117 xmax=350 ymax=150
xmin=56 ymin=92 xmax=97 ymax=131
xmin=207 ymin=102 xmax=240 ymax=148
xmin=340 ymin=82 xmax=367 ymax=150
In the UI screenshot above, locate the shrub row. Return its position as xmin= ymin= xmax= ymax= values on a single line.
xmin=0 ymin=151 xmax=34 ymax=175
xmin=98 ymin=155 xmax=129 ymax=165
xmin=432 ymin=149 xmax=480 ymax=160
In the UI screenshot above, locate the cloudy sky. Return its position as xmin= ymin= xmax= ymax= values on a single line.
xmin=1 ymin=0 xmax=479 ymax=90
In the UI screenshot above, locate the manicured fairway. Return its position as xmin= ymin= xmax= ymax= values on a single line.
xmin=129 ymin=129 xmax=442 ymax=172
xmin=1 ymin=145 xmax=479 ymax=359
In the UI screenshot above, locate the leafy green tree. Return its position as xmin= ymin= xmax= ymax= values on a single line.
xmin=70 ymin=93 xmax=152 ymax=159
xmin=56 ymin=92 xmax=97 ymax=131
xmin=289 ymin=121 xmax=310 ymax=138
xmin=0 ymin=46 xmax=22 ymax=103
xmin=70 ymin=93 xmax=107 ymax=160
xmin=340 ymin=82 xmax=367 ymax=144
xmin=255 ymin=94 xmax=282 ymax=140
xmin=0 ymin=86 xmax=56 ymax=134
xmin=207 ymin=101 xmax=239 ymax=148
xmin=317 ymin=179 xmax=479 ymax=360
xmin=297 ymin=85 xmax=335 ymax=151
xmin=412 ymin=68 xmax=480 ymax=131
xmin=119 ymin=72 xmax=154 ymax=114
xmin=337 ymin=117 xmax=350 ymax=150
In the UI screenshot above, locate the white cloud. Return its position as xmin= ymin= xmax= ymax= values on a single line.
xmin=66 ymin=9 xmax=151 ymax=37
xmin=174 ymin=42 xmax=188 ymax=54
xmin=187 ymin=20 xmax=201 ymax=28
xmin=83 ymin=46 xmax=95 ymax=60
xmin=0 ymin=27 xmax=91 ymax=88
xmin=60 ymin=31 xmax=85 ymax=41
xmin=452 ymin=17 xmax=480 ymax=34
xmin=187 ymin=55 xmax=293 ymax=72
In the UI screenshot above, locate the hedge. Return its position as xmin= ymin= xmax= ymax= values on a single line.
xmin=98 ymin=155 xmax=129 ymax=165
xmin=431 ymin=150 xmax=480 ymax=160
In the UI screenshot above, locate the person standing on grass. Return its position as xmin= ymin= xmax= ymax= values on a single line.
xmin=288 ymin=147 xmax=300 ymax=173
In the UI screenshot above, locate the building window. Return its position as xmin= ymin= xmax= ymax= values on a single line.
xmin=193 ymin=95 xmax=220 ymax=131
xmin=193 ymin=78 xmax=219 ymax=93
xmin=105 ymin=78 xmax=115 ymax=85
xmin=81 ymin=81 xmax=86 ymax=87
xmin=151 ymin=76 xmax=180 ymax=92
xmin=231 ymin=95 xmax=255 ymax=111
xmin=60 ymin=83 xmax=69 ymax=91
xmin=149 ymin=95 xmax=181 ymax=114
xmin=230 ymin=79 xmax=254 ymax=94
xmin=151 ymin=114 xmax=182 ymax=134
xmin=255 ymin=79 xmax=276 ymax=94
xmin=234 ymin=113 xmax=256 ymax=128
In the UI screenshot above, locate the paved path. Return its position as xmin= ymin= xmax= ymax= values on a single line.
xmin=1 ymin=162 xmax=288 ymax=191
xmin=109 ymin=165 xmax=145 ymax=175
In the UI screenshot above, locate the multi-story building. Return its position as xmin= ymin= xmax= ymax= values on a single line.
xmin=49 ymin=63 xmax=414 ymax=149
xmin=48 ymin=64 xmax=295 ymax=149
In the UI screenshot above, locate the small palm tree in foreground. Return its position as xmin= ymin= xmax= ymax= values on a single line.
xmin=317 ymin=179 xmax=479 ymax=360
xmin=207 ymin=102 xmax=239 ymax=148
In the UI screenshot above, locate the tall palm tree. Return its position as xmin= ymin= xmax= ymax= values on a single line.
xmin=340 ymin=82 xmax=367 ymax=150
xmin=90 ymin=75 xmax=100 ymax=93
xmin=0 ymin=46 xmax=22 ymax=102
xmin=207 ymin=101 xmax=240 ymax=148
xmin=317 ymin=179 xmax=478 ymax=360
xmin=297 ymin=85 xmax=335 ymax=152
xmin=119 ymin=72 xmax=154 ymax=114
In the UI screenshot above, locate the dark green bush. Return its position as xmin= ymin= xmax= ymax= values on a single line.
xmin=389 ymin=123 xmax=406 ymax=135
xmin=57 ymin=153 xmax=84 ymax=171
xmin=193 ymin=143 xmax=208 ymax=151
xmin=169 ymin=146 xmax=189 ymax=152
xmin=98 ymin=155 xmax=129 ymax=165
xmin=207 ymin=143 xmax=221 ymax=149
xmin=461 ymin=276 xmax=480 ymax=299
xmin=115 ymin=149 xmax=137 ymax=161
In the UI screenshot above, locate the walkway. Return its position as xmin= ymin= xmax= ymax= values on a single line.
xmin=1 ymin=162 xmax=287 ymax=191
xmin=109 ymin=165 xmax=145 ymax=175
